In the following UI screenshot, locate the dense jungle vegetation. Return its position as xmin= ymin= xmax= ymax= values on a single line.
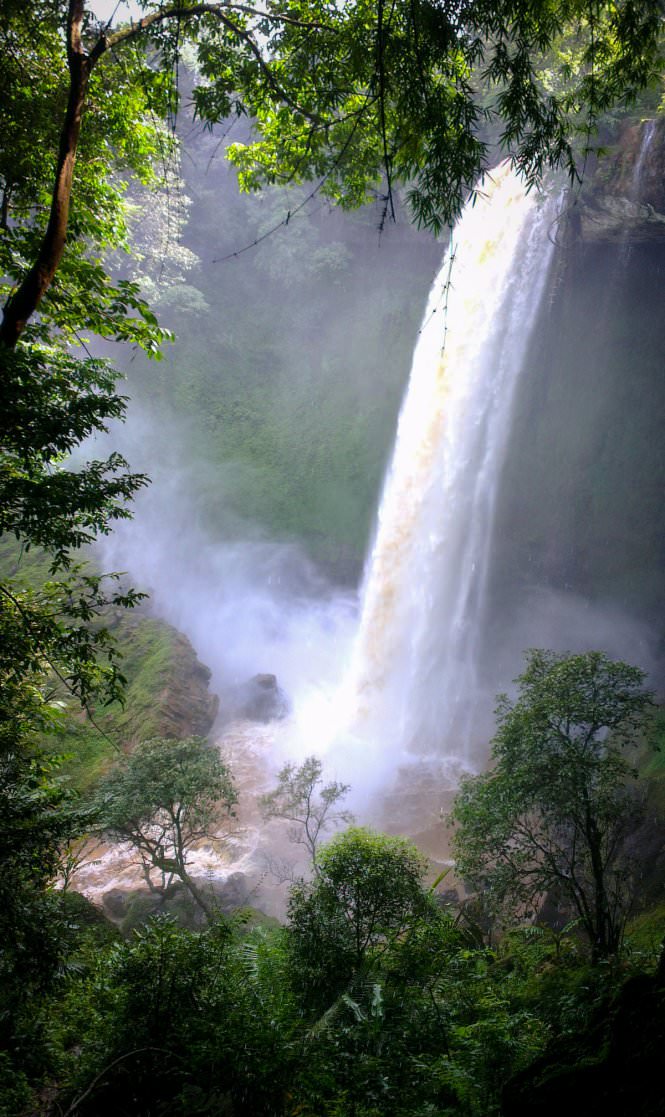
xmin=1 ymin=2 xmax=665 ymax=1114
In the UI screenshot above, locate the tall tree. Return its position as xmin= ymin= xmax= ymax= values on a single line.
xmin=451 ymin=650 xmax=655 ymax=959
xmin=0 ymin=0 xmax=172 ymax=709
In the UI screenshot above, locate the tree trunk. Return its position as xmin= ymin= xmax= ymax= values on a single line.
xmin=0 ymin=2 xmax=91 ymax=349
xmin=180 ymin=864 xmax=216 ymax=922
xmin=585 ymin=804 xmax=612 ymax=959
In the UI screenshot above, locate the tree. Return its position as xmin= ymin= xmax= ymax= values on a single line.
xmin=0 ymin=2 xmax=173 ymax=716
xmin=259 ymin=754 xmax=353 ymax=872
xmin=451 ymin=650 xmax=655 ymax=959
xmin=222 ymin=0 xmax=664 ymax=233
xmin=287 ymin=827 xmax=433 ymax=1013
xmin=98 ymin=736 xmax=238 ymax=919
xmin=0 ymin=733 xmax=95 ymax=1064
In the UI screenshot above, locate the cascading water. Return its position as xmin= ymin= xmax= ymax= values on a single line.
xmin=335 ymin=163 xmax=561 ymax=790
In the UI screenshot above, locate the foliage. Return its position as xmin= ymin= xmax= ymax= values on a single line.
xmin=0 ymin=0 xmax=172 ymax=725
xmin=0 ymin=0 xmax=175 ymax=348
xmin=286 ymin=837 xmax=549 ymax=1116
xmin=59 ymin=915 xmax=297 ymax=1117
xmin=451 ymin=650 xmax=655 ymax=958
xmin=3 ymin=3 xmax=663 ymax=350
xmin=0 ymin=697 xmax=101 ymax=1101
xmin=287 ymin=827 xmax=432 ymax=1014
xmin=97 ymin=736 xmax=237 ymax=918
xmin=214 ymin=0 xmax=664 ymax=232
xmin=4 ymin=826 xmax=662 ymax=1117
xmin=259 ymin=754 xmax=354 ymax=870
xmin=0 ymin=339 xmax=150 ymax=722
xmin=0 ymin=11 xmax=183 ymax=1083
xmin=0 ymin=749 xmax=91 ymax=1032
xmin=0 ymin=345 xmax=148 ymax=559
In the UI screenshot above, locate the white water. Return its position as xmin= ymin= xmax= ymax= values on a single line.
xmin=632 ymin=119 xmax=656 ymax=185
xmin=323 ymin=164 xmax=560 ymax=793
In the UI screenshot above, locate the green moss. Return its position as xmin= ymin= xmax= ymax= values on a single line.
xmin=2 ymin=536 xmax=214 ymax=794
xmin=45 ymin=615 xmax=189 ymax=793
xmin=52 ymin=722 xmax=118 ymax=794
xmin=0 ymin=535 xmax=57 ymax=583
xmin=625 ymin=901 xmax=665 ymax=960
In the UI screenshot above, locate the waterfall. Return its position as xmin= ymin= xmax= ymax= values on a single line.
xmin=632 ymin=119 xmax=656 ymax=186
xmin=339 ymin=163 xmax=560 ymax=782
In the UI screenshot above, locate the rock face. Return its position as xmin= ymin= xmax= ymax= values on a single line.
xmin=575 ymin=118 xmax=665 ymax=243
xmin=104 ymin=616 xmax=220 ymax=746
xmin=101 ymin=875 xmax=254 ymax=932
xmin=232 ymin=673 xmax=290 ymax=723
xmin=152 ymin=630 xmax=220 ymax=739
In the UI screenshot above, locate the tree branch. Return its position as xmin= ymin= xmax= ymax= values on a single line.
xmin=0 ymin=1 xmax=91 ymax=347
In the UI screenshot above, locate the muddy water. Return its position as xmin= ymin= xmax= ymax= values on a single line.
xmin=71 ymin=717 xmax=460 ymax=920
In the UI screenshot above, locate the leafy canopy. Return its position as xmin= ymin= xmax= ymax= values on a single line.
xmin=209 ymin=0 xmax=665 ymax=232
xmin=288 ymin=827 xmax=433 ymax=1013
xmin=3 ymin=2 xmax=663 ymax=346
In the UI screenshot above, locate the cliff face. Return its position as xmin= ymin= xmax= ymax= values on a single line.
xmin=482 ymin=117 xmax=665 ymax=700
xmin=149 ymin=629 xmax=220 ymax=740
xmin=104 ymin=615 xmax=220 ymax=747
xmin=575 ymin=118 xmax=665 ymax=242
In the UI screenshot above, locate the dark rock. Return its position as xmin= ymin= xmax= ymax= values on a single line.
xmin=211 ymin=872 xmax=249 ymax=912
xmin=99 ymin=871 xmax=263 ymax=932
xmin=233 ymin=672 xmax=290 ymax=722
xmin=102 ymin=888 xmax=132 ymax=921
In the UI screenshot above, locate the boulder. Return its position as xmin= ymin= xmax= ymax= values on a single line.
xmin=233 ymin=672 xmax=290 ymax=722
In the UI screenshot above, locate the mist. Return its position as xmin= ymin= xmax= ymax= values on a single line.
xmin=96 ymin=407 xmax=357 ymax=707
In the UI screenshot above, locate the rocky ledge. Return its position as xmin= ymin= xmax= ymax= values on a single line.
xmin=574 ymin=118 xmax=665 ymax=243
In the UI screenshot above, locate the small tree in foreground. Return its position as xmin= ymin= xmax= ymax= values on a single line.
xmin=288 ymin=827 xmax=432 ymax=1014
xmin=259 ymin=755 xmax=353 ymax=873
xmin=98 ymin=736 xmax=237 ymax=920
xmin=451 ymin=650 xmax=654 ymax=960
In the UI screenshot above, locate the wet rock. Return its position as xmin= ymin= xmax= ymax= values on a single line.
xmin=97 ymin=871 xmax=267 ymax=932
xmin=102 ymin=887 xmax=133 ymax=921
xmin=212 ymin=872 xmax=249 ymax=912
xmin=574 ymin=118 xmax=665 ymax=244
xmin=575 ymin=192 xmax=665 ymax=243
xmin=233 ymin=673 xmax=290 ymax=723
